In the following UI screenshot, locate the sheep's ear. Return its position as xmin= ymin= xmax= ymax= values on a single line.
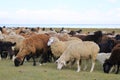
xmin=47 ymin=38 xmax=54 ymax=46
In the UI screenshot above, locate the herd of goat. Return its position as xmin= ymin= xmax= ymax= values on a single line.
xmin=0 ymin=26 xmax=120 ymax=74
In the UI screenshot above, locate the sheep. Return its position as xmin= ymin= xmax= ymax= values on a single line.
xmin=96 ymin=53 xmax=111 ymax=64
xmin=3 ymin=33 xmax=25 ymax=58
xmin=68 ymin=29 xmax=82 ymax=36
xmin=115 ymin=34 xmax=120 ymax=40
xmin=0 ymin=26 xmax=8 ymax=35
xmin=47 ymin=37 xmax=82 ymax=59
xmin=56 ymin=41 xmax=100 ymax=72
xmin=14 ymin=34 xmax=50 ymax=67
xmin=0 ymin=41 xmax=16 ymax=59
xmin=98 ymin=39 xmax=114 ymax=53
xmin=103 ymin=43 xmax=120 ymax=74
xmin=72 ymin=30 xmax=103 ymax=44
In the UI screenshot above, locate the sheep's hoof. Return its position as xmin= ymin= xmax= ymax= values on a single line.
xmin=90 ymin=71 xmax=93 ymax=73
xmin=33 ymin=64 xmax=36 ymax=66
xmin=39 ymin=63 xmax=42 ymax=66
xmin=115 ymin=72 xmax=119 ymax=74
xmin=76 ymin=70 xmax=80 ymax=72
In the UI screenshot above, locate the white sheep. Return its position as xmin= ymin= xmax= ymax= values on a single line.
xmin=96 ymin=53 xmax=111 ymax=64
xmin=56 ymin=41 xmax=100 ymax=72
xmin=47 ymin=37 xmax=82 ymax=58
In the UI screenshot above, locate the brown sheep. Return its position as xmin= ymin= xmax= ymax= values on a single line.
xmin=14 ymin=34 xmax=50 ymax=67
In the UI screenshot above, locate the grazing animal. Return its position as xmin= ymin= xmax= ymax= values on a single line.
xmin=72 ymin=30 xmax=103 ymax=44
xmin=68 ymin=29 xmax=82 ymax=36
xmin=3 ymin=34 xmax=25 ymax=56
xmin=96 ymin=53 xmax=111 ymax=64
xmin=0 ymin=26 xmax=8 ymax=34
xmin=47 ymin=37 xmax=82 ymax=59
xmin=83 ymin=30 xmax=103 ymax=43
xmin=14 ymin=34 xmax=50 ymax=67
xmin=56 ymin=41 xmax=99 ymax=72
xmin=103 ymin=44 xmax=120 ymax=74
xmin=98 ymin=39 xmax=115 ymax=53
xmin=0 ymin=41 xmax=16 ymax=59
xmin=115 ymin=34 xmax=120 ymax=40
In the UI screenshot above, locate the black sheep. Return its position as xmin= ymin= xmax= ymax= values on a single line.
xmin=0 ymin=41 xmax=16 ymax=59
xmin=98 ymin=39 xmax=115 ymax=53
xmin=83 ymin=30 xmax=103 ymax=43
xmin=103 ymin=44 xmax=120 ymax=74
xmin=115 ymin=34 xmax=120 ymax=40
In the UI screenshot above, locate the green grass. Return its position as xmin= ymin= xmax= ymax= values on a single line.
xmin=0 ymin=60 xmax=120 ymax=80
xmin=0 ymin=28 xmax=120 ymax=80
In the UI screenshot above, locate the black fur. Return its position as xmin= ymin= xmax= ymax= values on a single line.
xmin=115 ymin=34 xmax=120 ymax=40
xmin=103 ymin=59 xmax=113 ymax=73
xmin=0 ymin=41 xmax=16 ymax=59
xmin=14 ymin=58 xmax=21 ymax=67
xmin=98 ymin=39 xmax=115 ymax=53
xmin=1 ymin=51 xmax=8 ymax=58
xmin=103 ymin=44 xmax=120 ymax=74
xmin=83 ymin=30 xmax=103 ymax=43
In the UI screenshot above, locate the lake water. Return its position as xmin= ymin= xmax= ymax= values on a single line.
xmin=0 ymin=24 xmax=120 ymax=28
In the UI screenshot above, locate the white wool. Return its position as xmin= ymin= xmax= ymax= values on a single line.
xmin=8 ymin=32 xmax=16 ymax=35
xmin=96 ymin=53 xmax=111 ymax=64
xmin=48 ymin=37 xmax=82 ymax=58
xmin=57 ymin=41 xmax=99 ymax=72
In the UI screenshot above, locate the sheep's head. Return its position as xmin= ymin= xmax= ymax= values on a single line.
xmin=103 ymin=59 xmax=113 ymax=73
xmin=14 ymin=57 xmax=22 ymax=67
xmin=47 ymin=37 xmax=59 ymax=46
xmin=56 ymin=59 xmax=66 ymax=70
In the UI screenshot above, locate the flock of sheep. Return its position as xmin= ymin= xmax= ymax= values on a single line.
xmin=0 ymin=26 xmax=120 ymax=74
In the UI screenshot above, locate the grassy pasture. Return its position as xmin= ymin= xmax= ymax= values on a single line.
xmin=0 ymin=28 xmax=120 ymax=80
xmin=0 ymin=59 xmax=120 ymax=80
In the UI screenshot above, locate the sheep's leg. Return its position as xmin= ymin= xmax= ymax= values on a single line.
xmin=114 ymin=65 xmax=118 ymax=73
xmin=90 ymin=60 xmax=95 ymax=72
xmin=109 ymin=65 xmax=117 ymax=73
xmin=76 ymin=59 xmax=81 ymax=72
xmin=68 ymin=59 xmax=76 ymax=68
xmin=32 ymin=55 xmax=36 ymax=66
xmin=0 ymin=52 xmax=1 ymax=60
xmin=109 ymin=66 xmax=115 ymax=73
xmin=21 ymin=57 xmax=25 ymax=65
xmin=115 ymin=65 xmax=119 ymax=74
xmin=70 ymin=59 xmax=76 ymax=68
xmin=83 ymin=60 xmax=88 ymax=71
xmin=0 ymin=55 xmax=1 ymax=60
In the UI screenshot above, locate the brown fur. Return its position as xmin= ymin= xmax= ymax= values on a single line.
xmin=15 ymin=34 xmax=50 ymax=64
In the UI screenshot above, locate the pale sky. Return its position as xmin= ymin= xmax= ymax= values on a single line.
xmin=0 ymin=0 xmax=120 ymax=24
